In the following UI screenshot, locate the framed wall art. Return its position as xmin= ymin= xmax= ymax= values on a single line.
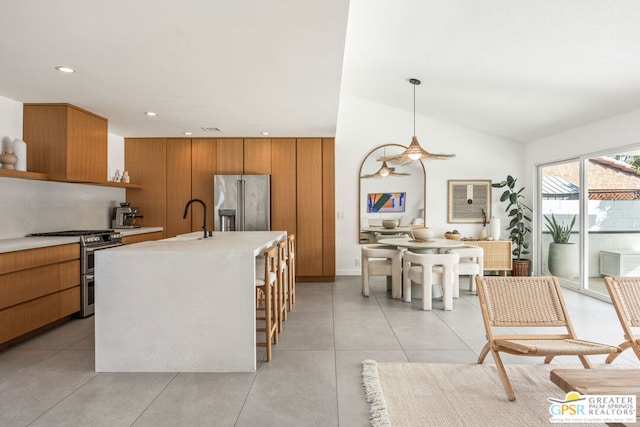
xmin=447 ymin=180 xmax=491 ymax=223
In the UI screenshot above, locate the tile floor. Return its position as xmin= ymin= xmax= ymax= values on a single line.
xmin=1 ymin=276 xmax=638 ymax=426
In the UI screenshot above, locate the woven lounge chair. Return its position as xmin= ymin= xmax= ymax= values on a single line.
xmin=604 ymin=276 xmax=640 ymax=363
xmin=476 ymin=276 xmax=620 ymax=401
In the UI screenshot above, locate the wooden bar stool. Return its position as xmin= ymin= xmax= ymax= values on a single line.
xmin=286 ymin=234 xmax=296 ymax=311
xmin=276 ymin=238 xmax=288 ymax=332
xmin=255 ymin=246 xmax=278 ymax=361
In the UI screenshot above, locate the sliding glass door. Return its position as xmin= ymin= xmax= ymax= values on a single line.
xmin=537 ymin=146 xmax=640 ymax=298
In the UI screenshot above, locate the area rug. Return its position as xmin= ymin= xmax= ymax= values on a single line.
xmin=362 ymin=360 xmax=609 ymax=427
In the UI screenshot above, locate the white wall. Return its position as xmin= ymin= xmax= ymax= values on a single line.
xmin=0 ymin=95 xmax=126 ymax=239
xmin=334 ymin=94 xmax=523 ymax=275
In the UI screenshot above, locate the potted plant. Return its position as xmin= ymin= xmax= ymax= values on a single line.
xmin=492 ymin=175 xmax=533 ymax=276
xmin=544 ymin=214 xmax=578 ymax=279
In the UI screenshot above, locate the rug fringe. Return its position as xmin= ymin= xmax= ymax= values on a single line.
xmin=362 ymin=359 xmax=391 ymax=427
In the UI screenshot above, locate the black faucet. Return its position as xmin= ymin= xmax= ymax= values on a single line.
xmin=183 ymin=199 xmax=208 ymax=238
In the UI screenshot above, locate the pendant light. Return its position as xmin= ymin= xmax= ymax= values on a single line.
xmin=380 ymin=78 xmax=455 ymax=165
xmin=361 ymin=147 xmax=410 ymax=179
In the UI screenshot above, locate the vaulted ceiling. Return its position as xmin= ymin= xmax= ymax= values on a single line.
xmin=2 ymin=1 xmax=640 ymax=143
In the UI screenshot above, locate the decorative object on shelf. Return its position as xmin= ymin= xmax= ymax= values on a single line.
xmin=11 ymin=138 xmax=26 ymax=171
xmin=492 ymin=175 xmax=533 ymax=276
xmin=0 ymin=146 xmax=18 ymax=170
xmin=490 ymin=216 xmax=501 ymax=240
xmin=121 ymin=170 xmax=130 ymax=183
xmin=545 ymin=214 xmax=578 ymax=279
xmin=379 ymin=78 xmax=455 ymax=165
xmin=112 ymin=169 xmax=121 ymax=182
xmin=479 ymin=208 xmax=489 ymax=239
xmin=447 ymin=180 xmax=492 ymax=223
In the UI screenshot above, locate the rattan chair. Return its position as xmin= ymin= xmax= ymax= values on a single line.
xmin=604 ymin=276 xmax=640 ymax=363
xmin=476 ymin=276 xmax=620 ymax=401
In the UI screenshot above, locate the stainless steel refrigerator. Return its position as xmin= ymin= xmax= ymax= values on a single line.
xmin=213 ymin=174 xmax=271 ymax=231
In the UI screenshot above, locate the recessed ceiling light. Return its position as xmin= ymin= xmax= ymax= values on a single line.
xmin=55 ymin=66 xmax=75 ymax=73
xmin=183 ymin=131 xmax=192 ymax=136
xmin=261 ymin=132 xmax=270 ymax=136
xmin=144 ymin=111 xmax=157 ymax=117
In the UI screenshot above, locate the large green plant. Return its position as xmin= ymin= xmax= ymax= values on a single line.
xmin=544 ymin=214 xmax=576 ymax=244
xmin=492 ymin=175 xmax=532 ymax=260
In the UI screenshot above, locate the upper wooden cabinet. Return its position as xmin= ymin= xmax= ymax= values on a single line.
xmin=23 ymin=103 xmax=108 ymax=183
xmin=244 ymin=139 xmax=271 ymax=174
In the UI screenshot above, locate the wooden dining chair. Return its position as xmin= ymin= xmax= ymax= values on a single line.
xmin=402 ymin=252 xmax=459 ymax=310
xmin=476 ymin=276 xmax=621 ymax=401
xmin=604 ymin=276 xmax=640 ymax=363
xmin=255 ymin=246 xmax=278 ymax=361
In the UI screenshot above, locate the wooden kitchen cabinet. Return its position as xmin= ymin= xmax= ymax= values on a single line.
xmin=166 ymin=139 xmax=193 ymax=237
xmin=216 ymin=138 xmax=244 ymax=174
xmin=0 ymin=243 xmax=80 ymax=345
xmin=191 ymin=139 xmax=217 ymax=233
xmin=296 ymin=138 xmax=335 ymax=281
xmin=270 ymin=139 xmax=297 ymax=237
xmin=23 ymin=103 xmax=108 ymax=183
xmin=121 ymin=231 xmax=164 ymax=245
xmin=125 ymin=138 xmax=167 ymax=237
xmin=244 ymin=138 xmax=271 ymax=174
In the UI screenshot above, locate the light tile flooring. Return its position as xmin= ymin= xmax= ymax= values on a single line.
xmin=1 ymin=276 xmax=638 ymax=426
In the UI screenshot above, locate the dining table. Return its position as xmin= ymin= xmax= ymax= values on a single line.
xmin=377 ymin=236 xmax=466 ymax=253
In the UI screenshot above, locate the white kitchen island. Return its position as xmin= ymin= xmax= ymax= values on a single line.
xmin=94 ymin=230 xmax=286 ymax=373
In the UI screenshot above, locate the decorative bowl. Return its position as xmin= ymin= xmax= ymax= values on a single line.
xmin=444 ymin=232 xmax=461 ymax=240
xmin=411 ymin=226 xmax=434 ymax=241
xmin=382 ymin=219 xmax=399 ymax=229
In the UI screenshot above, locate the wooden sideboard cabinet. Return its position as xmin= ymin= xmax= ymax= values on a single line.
xmin=468 ymin=240 xmax=512 ymax=276
xmin=0 ymin=243 xmax=80 ymax=345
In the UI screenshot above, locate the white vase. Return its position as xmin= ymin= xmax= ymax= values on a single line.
xmin=490 ymin=217 xmax=501 ymax=240
xmin=12 ymin=139 xmax=27 ymax=172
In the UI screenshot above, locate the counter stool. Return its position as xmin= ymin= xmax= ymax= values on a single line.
xmin=276 ymin=238 xmax=288 ymax=332
xmin=286 ymin=234 xmax=296 ymax=311
xmin=255 ymin=246 xmax=278 ymax=361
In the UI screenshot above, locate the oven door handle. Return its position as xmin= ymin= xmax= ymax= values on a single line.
xmin=85 ymin=273 xmax=95 ymax=281
xmin=84 ymin=243 xmax=123 ymax=254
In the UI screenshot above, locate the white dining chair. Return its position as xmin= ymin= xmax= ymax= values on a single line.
xmin=403 ymin=252 xmax=459 ymax=310
xmin=361 ymin=245 xmax=404 ymax=299
xmin=446 ymin=245 xmax=484 ymax=295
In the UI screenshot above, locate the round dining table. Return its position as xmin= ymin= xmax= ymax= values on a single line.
xmin=377 ymin=236 xmax=465 ymax=253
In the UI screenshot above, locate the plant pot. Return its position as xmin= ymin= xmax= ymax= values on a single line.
xmin=512 ymin=259 xmax=531 ymax=276
xmin=548 ymin=242 xmax=579 ymax=280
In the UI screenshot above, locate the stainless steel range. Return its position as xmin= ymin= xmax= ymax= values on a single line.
xmin=27 ymin=230 xmax=123 ymax=317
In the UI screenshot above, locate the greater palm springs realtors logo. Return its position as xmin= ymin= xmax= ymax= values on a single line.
xmin=548 ymin=391 xmax=636 ymax=423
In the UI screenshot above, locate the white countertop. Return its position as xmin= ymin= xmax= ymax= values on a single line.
xmin=0 ymin=227 xmax=163 ymax=253
xmin=95 ymin=230 xmax=287 ymax=372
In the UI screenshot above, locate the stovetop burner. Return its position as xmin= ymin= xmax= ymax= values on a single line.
xmin=27 ymin=230 xmax=114 ymax=237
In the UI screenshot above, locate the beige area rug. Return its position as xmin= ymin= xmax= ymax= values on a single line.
xmin=362 ymin=360 xmax=610 ymax=427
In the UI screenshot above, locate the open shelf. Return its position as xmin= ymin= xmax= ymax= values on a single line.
xmin=0 ymin=169 xmax=141 ymax=189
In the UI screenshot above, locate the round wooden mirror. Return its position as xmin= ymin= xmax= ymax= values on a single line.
xmin=358 ymin=144 xmax=426 ymax=243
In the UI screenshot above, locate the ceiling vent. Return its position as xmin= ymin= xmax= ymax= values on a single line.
xmin=201 ymin=127 xmax=222 ymax=132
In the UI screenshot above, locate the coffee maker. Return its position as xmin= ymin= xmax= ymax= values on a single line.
xmin=111 ymin=202 xmax=142 ymax=229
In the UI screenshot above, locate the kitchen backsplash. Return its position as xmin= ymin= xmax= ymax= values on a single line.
xmin=0 ymin=178 xmax=125 ymax=239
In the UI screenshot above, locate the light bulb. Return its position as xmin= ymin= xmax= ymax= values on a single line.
xmin=408 ymin=153 xmax=422 ymax=160
xmin=380 ymin=168 xmax=390 ymax=177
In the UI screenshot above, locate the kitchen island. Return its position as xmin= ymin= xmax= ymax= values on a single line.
xmin=94 ymin=230 xmax=286 ymax=373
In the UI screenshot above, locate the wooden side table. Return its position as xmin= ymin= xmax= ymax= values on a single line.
xmin=551 ymin=369 xmax=640 ymax=426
